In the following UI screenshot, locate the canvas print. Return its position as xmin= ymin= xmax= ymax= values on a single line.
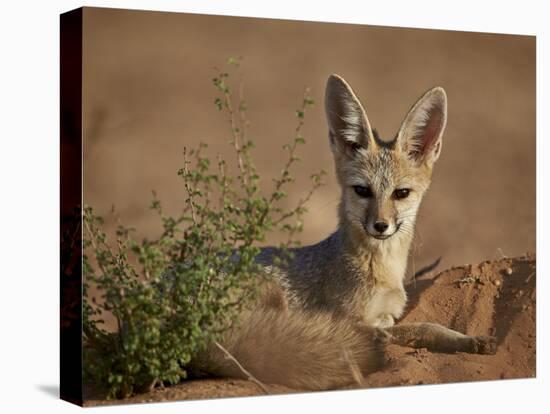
xmin=60 ymin=6 xmax=536 ymax=406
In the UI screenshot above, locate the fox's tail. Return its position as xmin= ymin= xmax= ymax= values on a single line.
xmin=188 ymin=281 xmax=497 ymax=391
xmin=189 ymin=307 xmax=389 ymax=391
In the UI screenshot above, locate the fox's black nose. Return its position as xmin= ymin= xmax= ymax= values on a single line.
xmin=374 ymin=221 xmax=389 ymax=233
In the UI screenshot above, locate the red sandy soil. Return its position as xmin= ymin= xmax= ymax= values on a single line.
xmin=84 ymin=253 xmax=535 ymax=406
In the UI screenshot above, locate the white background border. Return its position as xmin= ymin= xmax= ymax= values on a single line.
xmin=0 ymin=1 xmax=546 ymax=412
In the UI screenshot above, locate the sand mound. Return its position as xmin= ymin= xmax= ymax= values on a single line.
xmin=85 ymin=254 xmax=535 ymax=406
xmin=362 ymin=253 xmax=535 ymax=387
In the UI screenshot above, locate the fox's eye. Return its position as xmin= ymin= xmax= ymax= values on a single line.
xmin=393 ymin=188 xmax=411 ymax=199
xmin=353 ymin=185 xmax=373 ymax=198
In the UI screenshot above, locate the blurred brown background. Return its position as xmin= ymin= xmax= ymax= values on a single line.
xmin=82 ymin=7 xmax=535 ymax=275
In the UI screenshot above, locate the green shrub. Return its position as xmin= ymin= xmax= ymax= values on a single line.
xmin=82 ymin=58 xmax=325 ymax=399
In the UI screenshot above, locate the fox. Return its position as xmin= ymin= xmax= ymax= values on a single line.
xmin=189 ymin=75 xmax=496 ymax=391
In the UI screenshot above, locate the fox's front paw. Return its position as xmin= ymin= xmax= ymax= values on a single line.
xmin=471 ymin=335 xmax=497 ymax=355
xmin=371 ymin=327 xmax=392 ymax=347
xmin=372 ymin=314 xmax=395 ymax=328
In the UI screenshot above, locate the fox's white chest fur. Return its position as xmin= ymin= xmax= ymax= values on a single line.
xmin=359 ymin=232 xmax=412 ymax=327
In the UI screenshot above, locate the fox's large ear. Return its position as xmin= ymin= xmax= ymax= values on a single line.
xmin=325 ymin=74 xmax=375 ymax=156
xmin=396 ymin=87 xmax=447 ymax=167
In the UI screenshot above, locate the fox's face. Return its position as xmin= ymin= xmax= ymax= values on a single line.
xmin=324 ymin=75 xmax=447 ymax=243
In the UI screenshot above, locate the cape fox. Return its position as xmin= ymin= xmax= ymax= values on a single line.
xmin=190 ymin=75 xmax=496 ymax=390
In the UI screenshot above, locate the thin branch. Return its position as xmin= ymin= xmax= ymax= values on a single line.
xmin=237 ymin=76 xmax=249 ymax=153
xmin=83 ymin=214 xmax=109 ymax=277
xmin=222 ymin=81 xmax=248 ymax=187
xmin=254 ymin=87 xmax=315 ymax=231
xmin=216 ymin=154 xmax=228 ymax=244
xmin=182 ymin=147 xmax=197 ymax=224
xmin=214 ymin=341 xmax=271 ymax=394
xmin=272 ymin=178 xmax=323 ymax=226
xmin=342 ymin=348 xmax=365 ymax=387
xmin=270 ymin=87 xmax=311 ymax=203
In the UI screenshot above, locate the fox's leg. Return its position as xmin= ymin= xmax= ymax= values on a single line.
xmin=384 ymin=323 xmax=497 ymax=355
